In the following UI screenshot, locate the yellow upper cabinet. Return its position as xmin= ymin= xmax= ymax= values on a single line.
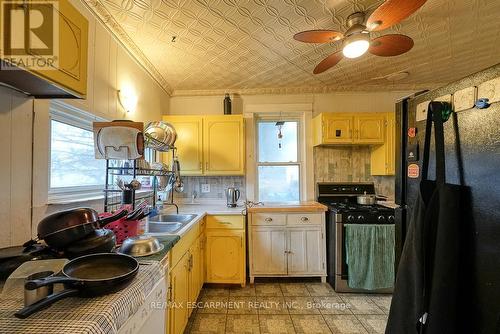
xmin=0 ymin=0 xmax=88 ymax=98
xmin=203 ymin=115 xmax=245 ymax=175
xmin=354 ymin=114 xmax=385 ymax=144
xmin=321 ymin=113 xmax=354 ymax=144
xmin=163 ymin=116 xmax=203 ymax=175
xmin=371 ymin=112 xmax=396 ymax=175
xmin=163 ymin=115 xmax=245 ymax=176
xmin=313 ymin=112 xmax=385 ymax=146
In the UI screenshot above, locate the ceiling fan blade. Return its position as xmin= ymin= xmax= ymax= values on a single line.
xmin=313 ymin=52 xmax=343 ymax=74
xmin=294 ymin=30 xmax=344 ymax=43
xmin=367 ymin=0 xmax=427 ymax=31
xmin=369 ymin=34 xmax=414 ymax=57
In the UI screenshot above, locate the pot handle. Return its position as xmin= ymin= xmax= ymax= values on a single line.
xmin=98 ymin=209 xmax=128 ymax=227
xmin=25 ymin=276 xmax=80 ymax=290
xmin=15 ymin=289 xmax=79 ymax=318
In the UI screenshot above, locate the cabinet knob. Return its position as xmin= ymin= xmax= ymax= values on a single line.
xmin=265 ymin=217 xmax=273 ymax=222
xmin=300 ymin=216 xmax=309 ymax=222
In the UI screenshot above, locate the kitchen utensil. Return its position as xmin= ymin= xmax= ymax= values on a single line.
xmin=2 ymin=259 xmax=69 ymax=299
xmin=118 ymin=235 xmax=164 ymax=257
xmin=96 ymin=126 xmax=144 ymax=160
xmin=144 ymin=121 xmax=177 ymax=151
xmin=24 ymin=271 xmax=54 ymax=307
xmin=93 ymin=121 xmax=144 ymax=160
xmin=115 ymin=178 xmax=125 ymax=190
xmin=172 ymin=157 xmax=184 ymax=192
xmin=129 ymin=179 xmax=142 ymax=190
xmin=64 ymin=229 xmax=116 ymax=259
xmin=357 ymin=191 xmax=377 ymax=205
xmin=31 ymin=208 xmax=128 ymax=249
xmin=15 ymin=253 xmax=139 ymax=319
xmin=136 ymin=159 xmax=151 ymax=174
xmin=226 ymin=187 xmax=241 ymax=208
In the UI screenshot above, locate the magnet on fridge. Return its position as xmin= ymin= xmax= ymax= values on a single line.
xmin=407 ymin=143 xmax=419 ymax=162
xmin=408 ymin=164 xmax=420 ymax=179
xmin=408 ymin=127 xmax=417 ymax=138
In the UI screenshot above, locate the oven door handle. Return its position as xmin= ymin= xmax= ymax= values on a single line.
xmin=335 ymin=222 xmax=344 ymax=275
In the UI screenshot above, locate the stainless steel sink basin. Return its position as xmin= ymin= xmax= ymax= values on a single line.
xmin=146 ymin=214 xmax=197 ymax=234
xmin=147 ymin=222 xmax=185 ymax=234
xmin=149 ymin=214 xmax=197 ymax=223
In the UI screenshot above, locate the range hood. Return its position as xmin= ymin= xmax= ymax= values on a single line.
xmin=0 ymin=60 xmax=83 ymax=99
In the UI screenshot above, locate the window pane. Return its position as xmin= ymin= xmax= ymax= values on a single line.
xmin=258 ymin=165 xmax=299 ymax=202
xmin=50 ymin=120 xmax=106 ymax=188
xmin=258 ymin=121 xmax=298 ymax=162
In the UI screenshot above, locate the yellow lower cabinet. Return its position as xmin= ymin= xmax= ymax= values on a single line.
xmin=206 ymin=229 xmax=245 ymax=286
xmin=169 ymin=252 xmax=190 ymax=334
xmin=188 ymin=236 xmax=202 ymax=316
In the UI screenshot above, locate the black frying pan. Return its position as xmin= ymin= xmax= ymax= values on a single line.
xmin=64 ymin=229 xmax=116 ymax=259
xmin=15 ymin=253 xmax=139 ymax=318
xmin=25 ymin=208 xmax=128 ymax=249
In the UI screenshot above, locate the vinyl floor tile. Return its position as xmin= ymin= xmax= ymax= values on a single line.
xmin=259 ymin=315 xmax=296 ymax=334
xmin=323 ymin=315 xmax=368 ymax=334
xmin=290 ymin=315 xmax=332 ymax=334
xmin=225 ymin=314 xmax=260 ymax=334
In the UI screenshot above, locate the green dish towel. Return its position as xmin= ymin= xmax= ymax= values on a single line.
xmin=345 ymin=224 xmax=395 ymax=290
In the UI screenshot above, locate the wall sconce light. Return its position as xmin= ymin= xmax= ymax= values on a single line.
xmin=118 ymin=86 xmax=138 ymax=113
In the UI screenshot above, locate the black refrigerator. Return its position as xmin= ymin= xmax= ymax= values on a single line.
xmin=393 ymin=64 xmax=500 ymax=334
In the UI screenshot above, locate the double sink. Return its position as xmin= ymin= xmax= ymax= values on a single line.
xmin=145 ymin=214 xmax=197 ymax=234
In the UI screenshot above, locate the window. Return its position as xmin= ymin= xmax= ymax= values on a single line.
xmin=48 ymin=102 xmax=107 ymax=202
xmin=256 ymin=119 xmax=301 ymax=202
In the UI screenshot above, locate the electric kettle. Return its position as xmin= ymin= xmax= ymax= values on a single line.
xmin=226 ymin=188 xmax=240 ymax=208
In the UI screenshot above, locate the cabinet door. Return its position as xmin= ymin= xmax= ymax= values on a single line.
xmin=169 ymin=253 xmax=190 ymax=334
xmin=203 ymin=115 xmax=244 ymax=175
xmin=206 ymin=230 xmax=245 ymax=284
xmin=251 ymin=227 xmax=287 ymax=275
xmin=288 ymin=227 xmax=325 ymax=275
xmin=354 ymin=114 xmax=385 ymax=144
xmin=163 ymin=116 xmax=203 ymax=175
xmin=370 ymin=112 xmax=395 ymax=175
xmin=199 ymin=232 xmax=206 ymax=288
xmin=323 ymin=114 xmax=354 ymax=144
xmin=385 ymin=112 xmax=396 ymax=175
xmin=188 ymin=237 xmax=202 ymax=313
xmin=30 ymin=0 xmax=88 ymax=97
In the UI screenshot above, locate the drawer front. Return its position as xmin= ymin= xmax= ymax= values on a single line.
xmin=286 ymin=213 xmax=323 ymax=226
xmin=206 ymin=215 xmax=244 ymax=229
xmin=251 ymin=213 xmax=286 ymax=226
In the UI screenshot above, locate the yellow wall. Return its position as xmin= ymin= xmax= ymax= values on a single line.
xmin=168 ymin=91 xmax=412 ymax=116
xmin=27 ymin=0 xmax=171 ymax=239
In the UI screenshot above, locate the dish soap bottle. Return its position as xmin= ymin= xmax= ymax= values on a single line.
xmin=155 ymin=195 xmax=164 ymax=212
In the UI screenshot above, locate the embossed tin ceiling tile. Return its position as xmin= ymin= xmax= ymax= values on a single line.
xmin=86 ymin=0 xmax=500 ymax=93
xmin=453 ymin=87 xmax=476 ymax=112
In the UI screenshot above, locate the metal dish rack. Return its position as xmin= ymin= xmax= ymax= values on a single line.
xmin=103 ymin=143 xmax=178 ymax=213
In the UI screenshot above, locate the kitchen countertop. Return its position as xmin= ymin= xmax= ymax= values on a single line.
xmin=246 ymin=201 xmax=328 ymax=213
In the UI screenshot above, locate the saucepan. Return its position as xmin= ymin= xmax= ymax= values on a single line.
xmin=357 ymin=192 xmax=388 ymax=205
xmin=15 ymin=253 xmax=139 ymax=318
xmin=25 ymin=208 xmax=128 ymax=250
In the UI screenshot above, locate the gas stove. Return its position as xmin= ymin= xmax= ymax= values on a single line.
xmin=328 ymin=202 xmax=395 ymax=224
xmin=317 ymin=182 xmax=396 ymax=292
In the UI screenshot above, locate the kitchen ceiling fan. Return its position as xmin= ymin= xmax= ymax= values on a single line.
xmin=293 ymin=0 xmax=427 ymax=74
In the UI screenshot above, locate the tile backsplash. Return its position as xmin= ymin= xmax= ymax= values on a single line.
xmin=173 ymin=176 xmax=246 ymax=201
xmin=314 ymin=146 xmax=395 ymax=199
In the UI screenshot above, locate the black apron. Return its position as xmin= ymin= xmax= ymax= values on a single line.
xmin=386 ymin=102 xmax=474 ymax=334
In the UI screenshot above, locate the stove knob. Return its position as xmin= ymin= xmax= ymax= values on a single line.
xmin=357 ymin=215 xmax=365 ymax=222
xmin=347 ymin=215 xmax=355 ymax=223
xmin=378 ymin=215 xmax=386 ymax=223
xmin=388 ymin=215 xmax=395 ymax=223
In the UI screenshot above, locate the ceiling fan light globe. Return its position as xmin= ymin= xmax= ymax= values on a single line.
xmin=343 ymin=39 xmax=370 ymax=58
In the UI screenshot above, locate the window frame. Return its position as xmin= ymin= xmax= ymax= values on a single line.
xmin=255 ymin=116 xmax=303 ymax=202
xmin=47 ymin=101 xmax=108 ymax=204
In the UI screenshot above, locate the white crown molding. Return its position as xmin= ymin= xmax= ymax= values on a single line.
xmin=82 ymin=0 xmax=173 ymax=96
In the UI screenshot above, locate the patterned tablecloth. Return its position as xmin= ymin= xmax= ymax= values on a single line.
xmin=0 ymin=261 xmax=164 ymax=334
